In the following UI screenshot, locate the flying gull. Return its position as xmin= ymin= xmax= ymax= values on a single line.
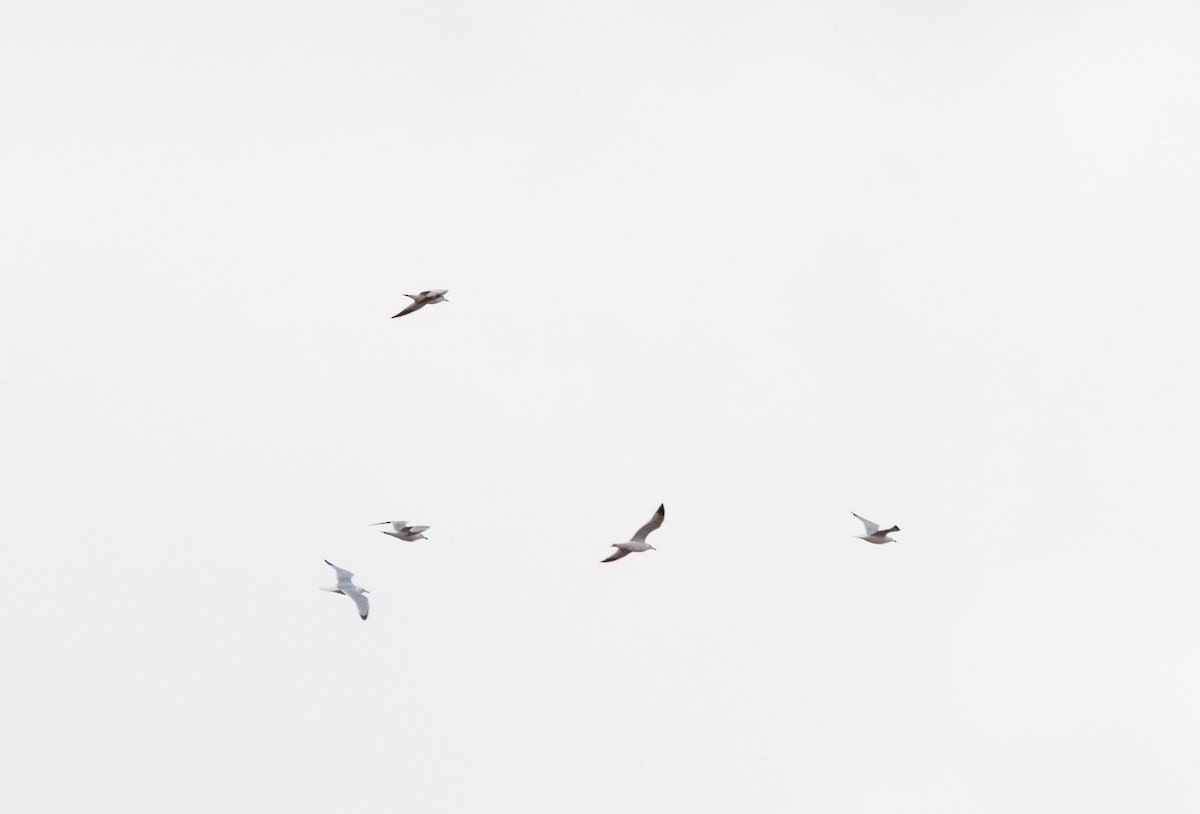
xmin=321 ymin=560 xmax=370 ymax=619
xmin=369 ymin=520 xmax=430 ymax=541
xmin=852 ymin=512 xmax=900 ymax=545
xmin=602 ymin=504 xmax=665 ymax=563
xmin=391 ymin=289 xmax=449 ymax=318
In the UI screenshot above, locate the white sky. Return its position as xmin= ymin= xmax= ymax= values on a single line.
xmin=3 ymin=0 xmax=1199 ymax=811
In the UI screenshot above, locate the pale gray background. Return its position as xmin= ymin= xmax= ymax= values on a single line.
xmin=2 ymin=0 xmax=1199 ymax=811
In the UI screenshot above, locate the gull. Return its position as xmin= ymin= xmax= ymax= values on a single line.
xmin=391 ymin=289 xmax=449 ymax=318
xmin=368 ymin=520 xmax=430 ymax=541
xmin=321 ymin=560 xmax=370 ymax=620
xmin=852 ymin=512 xmax=900 ymax=545
xmin=602 ymin=504 xmax=665 ymax=563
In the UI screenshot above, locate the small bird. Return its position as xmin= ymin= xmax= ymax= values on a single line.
xmin=391 ymin=289 xmax=449 ymax=318
xmin=368 ymin=520 xmax=430 ymax=541
xmin=321 ymin=560 xmax=370 ymax=619
xmin=851 ymin=512 xmax=900 ymax=545
xmin=602 ymin=504 xmax=665 ymax=563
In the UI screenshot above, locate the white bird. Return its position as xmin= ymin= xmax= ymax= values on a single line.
xmin=321 ymin=560 xmax=370 ymax=620
xmin=602 ymin=504 xmax=665 ymax=563
xmin=368 ymin=520 xmax=430 ymax=541
xmin=391 ymin=289 xmax=449 ymax=318
xmin=852 ymin=512 xmax=900 ymax=545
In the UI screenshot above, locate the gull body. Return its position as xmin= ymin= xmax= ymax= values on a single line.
xmin=369 ymin=520 xmax=430 ymax=541
xmin=602 ymin=504 xmax=665 ymax=563
xmin=391 ymin=289 xmax=449 ymax=319
xmin=321 ymin=559 xmax=370 ymax=619
xmin=852 ymin=512 xmax=900 ymax=545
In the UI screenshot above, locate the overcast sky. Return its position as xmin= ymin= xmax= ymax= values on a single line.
xmin=3 ymin=0 xmax=1200 ymax=811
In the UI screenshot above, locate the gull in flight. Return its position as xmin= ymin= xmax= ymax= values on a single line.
xmin=602 ymin=504 xmax=665 ymax=563
xmin=391 ymin=289 xmax=449 ymax=319
xmin=368 ymin=520 xmax=430 ymax=541
xmin=321 ymin=560 xmax=370 ymax=620
xmin=852 ymin=512 xmax=900 ymax=545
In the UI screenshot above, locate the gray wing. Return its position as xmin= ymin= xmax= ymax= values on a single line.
xmin=852 ymin=512 xmax=880 ymax=535
xmin=404 ymin=525 xmax=430 ymax=534
xmin=366 ymin=520 xmax=406 ymax=529
xmin=343 ymin=586 xmax=369 ymax=620
xmin=391 ymin=301 xmax=425 ymax=318
xmin=325 ymin=559 xmax=354 ymax=582
xmin=602 ymin=547 xmax=632 ymax=563
xmin=630 ymin=504 xmax=665 ymax=542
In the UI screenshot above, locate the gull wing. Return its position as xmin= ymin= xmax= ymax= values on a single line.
xmin=343 ymin=586 xmax=369 ymax=620
xmin=404 ymin=525 xmax=430 ymax=534
xmin=391 ymin=301 xmax=426 ymax=318
xmin=852 ymin=512 xmax=880 ymax=535
xmin=602 ymin=547 xmax=632 ymax=563
xmin=325 ymin=559 xmax=354 ymax=582
xmin=630 ymin=504 xmax=665 ymax=543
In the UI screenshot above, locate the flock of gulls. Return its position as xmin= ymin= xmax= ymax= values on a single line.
xmin=322 ymin=290 xmax=902 ymax=620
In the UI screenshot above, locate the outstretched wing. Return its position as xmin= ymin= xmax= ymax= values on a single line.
xmin=404 ymin=525 xmax=430 ymax=534
xmin=325 ymin=559 xmax=354 ymax=582
xmin=362 ymin=518 xmax=405 ymax=533
xmin=602 ymin=547 xmax=632 ymax=563
xmin=343 ymin=586 xmax=369 ymax=620
xmin=391 ymin=301 xmax=425 ymax=318
xmin=852 ymin=512 xmax=880 ymax=535
xmin=630 ymin=504 xmax=665 ymax=542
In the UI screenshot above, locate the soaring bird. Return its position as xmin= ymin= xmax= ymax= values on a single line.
xmin=851 ymin=512 xmax=900 ymax=545
xmin=369 ymin=520 xmax=430 ymax=541
xmin=391 ymin=289 xmax=449 ymax=318
xmin=602 ymin=504 xmax=665 ymax=563
xmin=321 ymin=560 xmax=370 ymax=619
